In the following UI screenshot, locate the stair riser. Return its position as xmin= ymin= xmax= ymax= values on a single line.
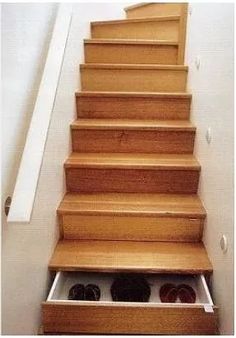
xmin=76 ymin=96 xmax=191 ymax=120
xmin=71 ymin=129 xmax=195 ymax=154
xmin=85 ymin=43 xmax=178 ymax=65
xmin=60 ymin=214 xmax=203 ymax=242
xmin=66 ymin=168 xmax=199 ymax=194
xmin=126 ymin=3 xmax=183 ymax=19
xmin=91 ymin=19 xmax=179 ymax=40
xmin=81 ymin=68 xmax=187 ymax=92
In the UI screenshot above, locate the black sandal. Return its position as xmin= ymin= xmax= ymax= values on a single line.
xmin=178 ymin=284 xmax=196 ymax=303
xmin=159 ymin=283 xmax=178 ymax=303
xmin=85 ymin=284 xmax=101 ymax=301
xmin=68 ymin=284 xmax=85 ymax=300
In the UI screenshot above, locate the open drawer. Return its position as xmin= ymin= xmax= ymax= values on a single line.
xmin=42 ymin=271 xmax=218 ymax=334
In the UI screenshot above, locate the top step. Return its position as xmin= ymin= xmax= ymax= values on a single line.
xmin=124 ymin=3 xmax=186 ymax=19
xmin=122 ymin=3 xmax=188 ymax=64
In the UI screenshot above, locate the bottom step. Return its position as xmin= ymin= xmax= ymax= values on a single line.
xmin=49 ymin=240 xmax=213 ymax=274
xmin=42 ymin=271 xmax=218 ymax=334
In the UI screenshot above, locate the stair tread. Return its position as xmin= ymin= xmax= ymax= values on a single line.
xmin=80 ymin=63 xmax=188 ymax=71
xmin=49 ymin=239 xmax=212 ymax=274
xmin=71 ymin=119 xmax=195 ymax=131
xmin=76 ymin=91 xmax=192 ymax=98
xmin=84 ymin=38 xmax=179 ymax=45
xmin=91 ymin=15 xmax=180 ymax=26
xmin=65 ymin=153 xmax=200 ymax=170
xmin=124 ymin=2 xmax=156 ymax=12
xmin=58 ymin=192 xmax=206 ymax=218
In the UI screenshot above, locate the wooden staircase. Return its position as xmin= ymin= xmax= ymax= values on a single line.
xmin=42 ymin=3 xmax=218 ymax=334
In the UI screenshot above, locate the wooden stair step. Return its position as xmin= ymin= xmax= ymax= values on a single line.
xmin=80 ymin=64 xmax=188 ymax=92
xmin=58 ymin=193 xmax=206 ymax=242
xmin=76 ymin=91 xmax=191 ymax=120
xmin=65 ymin=153 xmax=200 ymax=170
xmin=71 ymin=119 xmax=195 ymax=131
xmin=85 ymin=38 xmax=179 ymax=45
xmin=65 ymin=153 xmax=200 ymax=194
xmin=91 ymin=16 xmax=180 ymax=26
xmin=58 ymin=192 xmax=206 ymax=218
xmin=124 ymin=3 xmax=184 ymax=19
xmin=76 ymin=91 xmax=191 ymax=98
xmin=80 ymin=64 xmax=188 ymax=70
xmin=91 ymin=16 xmax=180 ymax=40
xmin=71 ymin=119 xmax=195 ymax=154
xmin=49 ymin=239 xmax=213 ymax=274
xmin=84 ymin=39 xmax=179 ymax=64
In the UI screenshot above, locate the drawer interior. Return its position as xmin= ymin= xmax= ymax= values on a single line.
xmin=47 ymin=271 xmax=214 ymax=308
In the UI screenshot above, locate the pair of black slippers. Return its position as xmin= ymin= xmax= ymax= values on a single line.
xmin=68 ymin=283 xmax=101 ymax=301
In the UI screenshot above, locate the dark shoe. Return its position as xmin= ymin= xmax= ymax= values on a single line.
xmin=68 ymin=284 xmax=85 ymax=300
xmin=159 ymin=283 xmax=178 ymax=303
xmin=85 ymin=284 xmax=101 ymax=301
xmin=111 ymin=274 xmax=151 ymax=302
xmin=178 ymin=284 xmax=196 ymax=303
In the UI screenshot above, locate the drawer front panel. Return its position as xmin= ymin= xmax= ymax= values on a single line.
xmin=42 ymin=302 xmax=218 ymax=334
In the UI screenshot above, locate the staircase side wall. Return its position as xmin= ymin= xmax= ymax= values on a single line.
xmin=185 ymin=3 xmax=234 ymax=335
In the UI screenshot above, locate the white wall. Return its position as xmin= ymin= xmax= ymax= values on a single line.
xmin=2 ymin=3 xmax=57 ymax=207
xmin=2 ymin=3 xmax=129 ymax=334
xmin=1 ymin=3 xmax=58 ymax=334
xmin=185 ymin=3 xmax=234 ymax=334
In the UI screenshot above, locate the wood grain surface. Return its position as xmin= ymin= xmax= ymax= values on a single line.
xmin=42 ymin=302 xmax=218 ymax=334
xmin=76 ymin=91 xmax=191 ymax=120
xmin=91 ymin=16 xmax=180 ymax=40
xmin=49 ymin=239 xmax=213 ymax=274
xmin=85 ymin=39 xmax=178 ymax=65
xmin=58 ymin=192 xmax=206 ymax=218
xmin=80 ymin=64 xmax=188 ymax=92
xmin=71 ymin=119 xmax=195 ymax=154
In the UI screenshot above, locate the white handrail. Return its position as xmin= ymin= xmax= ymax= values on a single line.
xmin=7 ymin=3 xmax=72 ymax=223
